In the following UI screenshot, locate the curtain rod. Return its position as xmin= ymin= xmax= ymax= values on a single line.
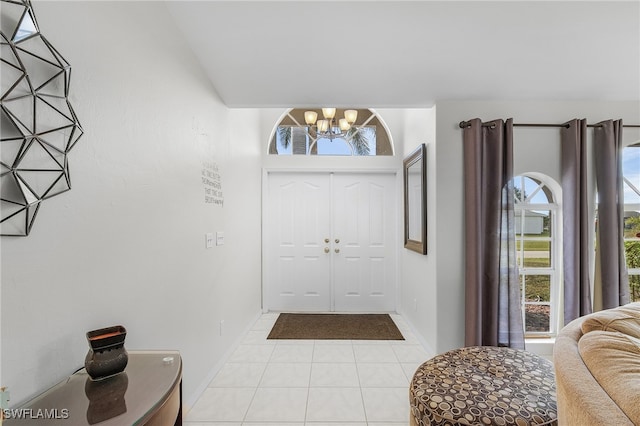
xmin=458 ymin=121 xmax=640 ymax=129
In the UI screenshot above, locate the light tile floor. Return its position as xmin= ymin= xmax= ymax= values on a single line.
xmin=185 ymin=313 xmax=434 ymax=426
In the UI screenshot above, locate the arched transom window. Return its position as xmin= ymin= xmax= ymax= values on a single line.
xmin=268 ymin=108 xmax=393 ymax=156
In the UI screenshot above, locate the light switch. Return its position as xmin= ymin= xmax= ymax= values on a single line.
xmin=205 ymin=233 xmax=214 ymax=249
xmin=0 ymin=387 xmax=10 ymax=409
xmin=216 ymin=231 xmax=224 ymax=246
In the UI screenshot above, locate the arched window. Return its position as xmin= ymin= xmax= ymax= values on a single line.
xmin=513 ymin=174 xmax=561 ymax=336
xmin=622 ymin=142 xmax=640 ymax=302
xmin=268 ymin=108 xmax=393 ymax=156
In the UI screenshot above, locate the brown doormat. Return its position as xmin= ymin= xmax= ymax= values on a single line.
xmin=267 ymin=313 xmax=404 ymax=340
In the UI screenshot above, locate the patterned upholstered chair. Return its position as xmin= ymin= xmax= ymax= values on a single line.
xmin=410 ymin=346 xmax=557 ymax=426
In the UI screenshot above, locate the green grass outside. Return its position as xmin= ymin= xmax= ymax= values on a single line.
xmin=518 ymin=231 xmax=640 ymax=304
xmin=516 ymin=240 xmax=551 ymax=251
xmin=521 ymin=258 xmax=551 ymax=301
xmin=524 ymin=276 xmax=551 ymax=301
xmin=523 ymin=254 xmax=640 ymax=303
xmin=520 ymin=256 xmax=551 ymax=268
xmin=516 ymin=230 xmax=551 ymax=251
xmin=523 ymin=258 xmax=550 ymax=267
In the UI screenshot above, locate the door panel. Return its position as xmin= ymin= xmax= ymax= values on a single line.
xmin=332 ymin=173 xmax=396 ymax=312
xmin=266 ymin=173 xmax=331 ymax=311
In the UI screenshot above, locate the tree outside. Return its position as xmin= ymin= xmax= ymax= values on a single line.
xmin=624 ymin=215 xmax=640 ymax=302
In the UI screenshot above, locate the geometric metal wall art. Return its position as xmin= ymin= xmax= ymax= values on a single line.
xmin=1 ymin=0 xmax=83 ymax=236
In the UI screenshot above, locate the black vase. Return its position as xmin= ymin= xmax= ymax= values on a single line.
xmin=85 ymin=325 xmax=128 ymax=381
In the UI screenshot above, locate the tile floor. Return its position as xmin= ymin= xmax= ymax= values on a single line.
xmin=184 ymin=312 xmax=434 ymax=426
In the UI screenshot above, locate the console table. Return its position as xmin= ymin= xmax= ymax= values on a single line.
xmin=5 ymin=351 xmax=182 ymax=425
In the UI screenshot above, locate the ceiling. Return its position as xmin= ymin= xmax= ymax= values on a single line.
xmin=165 ymin=1 xmax=640 ymax=108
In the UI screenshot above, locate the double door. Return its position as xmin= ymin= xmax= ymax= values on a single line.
xmin=265 ymin=172 xmax=397 ymax=312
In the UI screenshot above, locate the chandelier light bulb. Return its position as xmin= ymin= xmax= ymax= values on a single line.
xmin=317 ymin=119 xmax=329 ymax=133
xmin=344 ymin=109 xmax=358 ymax=124
xmin=322 ymin=108 xmax=336 ymax=119
xmin=304 ymin=111 xmax=318 ymax=125
xmin=339 ymin=118 xmax=350 ymax=131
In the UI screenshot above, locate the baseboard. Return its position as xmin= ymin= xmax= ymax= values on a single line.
xmin=183 ymin=309 xmax=263 ymax=411
xmin=525 ymin=337 xmax=555 ymax=362
xmin=395 ymin=310 xmax=436 ymax=357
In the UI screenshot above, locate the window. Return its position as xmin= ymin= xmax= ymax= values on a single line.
xmin=268 ymin=108 xmax=393 ymax=156
xmin=513 ymin=175 xmax=560 ymax=336
xmin=622 ymin=143 xmax=640 ymax=302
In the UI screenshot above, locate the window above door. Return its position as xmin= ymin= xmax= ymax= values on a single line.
xmin=268 ymin=108 xmax=394 ymax=156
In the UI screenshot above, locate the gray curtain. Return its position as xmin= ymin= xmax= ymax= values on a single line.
xmin=561 ymin=119 xmax=592 ymax=324
xmin=463 ymin=118 xmax=525 ymax=349
xmin=594 ymin=119 xmax=630 ymax=310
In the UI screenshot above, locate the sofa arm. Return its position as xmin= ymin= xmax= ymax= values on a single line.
xmin=553 ymin=318 xmax=633 ymax=426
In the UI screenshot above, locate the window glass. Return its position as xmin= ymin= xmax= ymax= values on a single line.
xmin=622 ymin=143 xmax=640 ymax=302
xmin=623 ymin=143 xmax=640 ymax=204
xmin=514 ymin=175 xmax=558 ymax=335
xmin=524 ymin=305 xmax=551 ymax=333
xmin=269 ymin=109 xmax=392 ymax=156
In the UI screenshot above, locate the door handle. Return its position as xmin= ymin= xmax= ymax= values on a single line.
xmin=324 ymin=247 xmax=330 ymax=253
xmin=335 ymin=248 xmax=340 ymax=254
xmin=335 ymin=238 xmax=340 ymax=244
xmin=324 ymin=238 xmax=330 ymax=243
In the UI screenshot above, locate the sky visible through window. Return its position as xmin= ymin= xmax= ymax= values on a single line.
xmin=275 ymin=126 xmax=377 ymax=156
xmin=514 ymin=176 xmax=551 ymax=223
xmin=515 ymin=176 xmax=550 ymax=204
xmin=514 ymin=146 xmax=640 ymax=206
xmin=623 ymin=145 xmax=640 ymax=204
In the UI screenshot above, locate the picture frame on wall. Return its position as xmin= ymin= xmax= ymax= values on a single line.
xmin=403 ymin=144 xmax=427 ymax=254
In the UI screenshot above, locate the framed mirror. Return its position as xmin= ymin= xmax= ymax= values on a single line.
xmin=403 ymin=144 xmax=427 ymax=254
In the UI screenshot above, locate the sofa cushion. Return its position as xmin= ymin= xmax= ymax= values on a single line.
xmin=618 ymin=301 xmax=640 ymax=317
xmin=581 ymin=303 xmax=640 ymax=339
xmin=578 ymin=330 xmax=640 ymax=424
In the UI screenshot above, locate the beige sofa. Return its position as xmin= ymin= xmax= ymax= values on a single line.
xmin=553 ymin=302 xmax=640 ymax=425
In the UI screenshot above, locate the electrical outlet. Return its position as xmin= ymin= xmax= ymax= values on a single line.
xmin=216 ymin=231 xmax=224 ymax=246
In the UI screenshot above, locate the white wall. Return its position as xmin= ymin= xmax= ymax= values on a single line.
xmin=1 ymin=1 xmax=262 ymax=406
xmin=396 ymin=109 xmax=438 ymax=354
xmin=432 ymin=100 xmax=640 ymax=353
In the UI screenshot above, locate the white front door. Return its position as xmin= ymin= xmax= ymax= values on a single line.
xmin=333 ymin=173 xmax=396 ymax=311
xmin=266 ymin=173 xmax=332 ymax=311
xmin=265 ymin=172 xmax=396 ymax=312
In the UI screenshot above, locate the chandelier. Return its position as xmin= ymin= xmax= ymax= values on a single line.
xmin=304 ymin=108 xmax=358 ymax=140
